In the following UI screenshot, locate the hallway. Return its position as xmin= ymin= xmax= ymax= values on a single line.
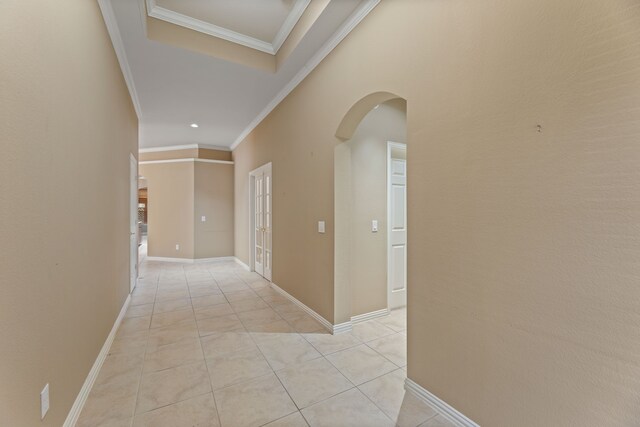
xmin=77 ymin=259 xmax=445 ymax=427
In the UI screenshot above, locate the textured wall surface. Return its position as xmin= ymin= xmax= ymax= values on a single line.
xmin=194 ymin=162 xmax=234 ymax=258
xmin=141 ymin=159 xmax=234 ymax=260
xmin=232 ymin=0 xmax=640 ymax=425
xmin=346 ymin=100 xmax=406 ymax=316
xmin=0 ymin=0 xmax=138 ymax=425
xmin=141 ymin=162 xmax=195 ymax=259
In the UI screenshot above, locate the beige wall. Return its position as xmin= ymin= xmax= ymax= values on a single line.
xmin=139 ymin=148 xmax=199 ymax=161
xmin=198 ymin=148 xmax=232 ymax=162
xmin=141 ymin=159 xmax=234 ymax=260
xmin=140 ymin=162 xmax=195 ymax=259
xmin=194 ymin=162 xmax=234 ymax=258
xmin=232 ymin=0 xmax=640 ymax=425
xmin=0 ymin=0 xmax=138 ymax=425
xmin=346 ymin=100 xmax=406 ymax=317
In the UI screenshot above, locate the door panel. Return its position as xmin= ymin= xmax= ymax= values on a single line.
xmin=388 ymin=146 xmax=407 ymax=309
xmin=263 ymin=170 xmax=272 ymax=281
xmin=252 ymin=164 xmax=272 ymax=281
xmin=254 ymin=174 xmax=265 ymax=277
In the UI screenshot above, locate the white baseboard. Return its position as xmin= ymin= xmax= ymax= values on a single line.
xmin=63 ymin=294 xmax=131 ymax=427
xmin=405 ymin=378 xmax=480 ymax=427
xmin=332 ymin=321 xmax=353 ymax=334
xmin=233 ymin=257 xmax=251 ymax=271
xmin=270 ymin=282 xmax=335 ymax=334
xmin=145 ymin=256 xmax=238 ymax=264
xmin=146 ymin=256 xmax=195 ymax=263
xmin=351 ymin=308 xmax=389 ymax=324
xmin=194 ymin=256 xmax=236 ymax=264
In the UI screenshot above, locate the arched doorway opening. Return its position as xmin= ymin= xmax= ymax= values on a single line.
xmin=334 ymin=92 xmax=408 ymax=337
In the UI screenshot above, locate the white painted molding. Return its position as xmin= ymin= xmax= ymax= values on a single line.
xmin=98 ymin=0 xmax=142 ymax=119
xmin=139 ymin=158 xmax=234 ymax=165
xmin=234 ymin=257 xmax=251 ymax=271
xmin=146 ymin=0 xmax=274 ymax=54
xmin=272 ymin=0 xmax=312 ymax=53
xmin=145 ymin=0 xmax=309 ymax=55
xmin=194 ymin=256 xmax=237 ymax=264
xmin=230 ymin=0 xmax=381 ymax=151
xmin=332 ymin=321 xmax=353 ymax=334
xmin=139 ymin=143 xmax=231 ymax=153
xmin=145 ymin=256 xmax=240 ymax=264
xmin=351 ymin=308 xmax=389 ymax=324
xmin=146 ymin=256 xmax=196 ymax=263
xmin=405 ymin=379 xmax=481 ymax=427
xmin=270 ymin=282 xmax=334 ymax=334
xmin=63 ymin=294 xmax=131 ymax=427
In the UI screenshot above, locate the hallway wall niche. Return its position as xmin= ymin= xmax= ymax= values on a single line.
xmin=334 ymin=97 xmax=407 ymax=321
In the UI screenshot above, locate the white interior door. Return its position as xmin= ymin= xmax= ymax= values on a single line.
xmin=129 ymin=154 xmax=138 ymax=293
xmin=251 ymin=163 xmax=272 ymax=281
xmin=388 ymin=143 xmax=407 ymax=309
xmin=263 ymin=170 xmax=272 ymax=281
xmin=254 ymin=173 xmax=265 ymax=277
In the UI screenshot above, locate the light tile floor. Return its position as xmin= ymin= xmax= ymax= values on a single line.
xmin=77 ymin=259 xmax=454 ymax=427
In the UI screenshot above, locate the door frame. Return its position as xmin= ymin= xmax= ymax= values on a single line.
xmin=249 ymin=162 xmax=272 ymax=279
xmin=129 ymin=153 xmax=138 ymax=293
xmin=387 ymin=141 xmax=407 ymax=309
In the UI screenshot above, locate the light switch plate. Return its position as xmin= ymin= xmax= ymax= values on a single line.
xmin=41 ymin=383 xmax=49 ymax=420
xmin=201 ymin=216 xmax=206 ymax=222
xmin=318 ymin=221 xmax=325 ymax=234
xmin=372 ymin=220 xmax=378 ymax=232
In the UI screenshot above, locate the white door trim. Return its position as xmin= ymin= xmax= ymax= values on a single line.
xmin=129 ymin=153 xmax=138 ymax=293
xmin=249 ymin=162 xmax=273 ymax=279
xmin=387 ymin=141 xmax=407 ymax=309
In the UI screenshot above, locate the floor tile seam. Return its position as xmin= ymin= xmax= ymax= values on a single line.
xmin=257 ymin=410 xmax=308 ymax=427
xmin=133 ymin=390 xmax=214 ymax=420
xmin=363 ymin=341 xmax=404 ymax=369
xmin=272 ymin=356 xmax=360 ymax=412
xmin=194 ymin=312 xmax=223 ymax=427
xmin=323 ymin=350 xmax=402 ymax=387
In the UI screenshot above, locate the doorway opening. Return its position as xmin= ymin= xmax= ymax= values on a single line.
xmin=138 ymin=176 xmax=148 ymax=261
xmin=249 ymin=162 xmax=273 ymax=281
xmin=129 ymin=153 xmax=138 ymax=293
xmin=334 ymin=93 xmax=408 ymax=330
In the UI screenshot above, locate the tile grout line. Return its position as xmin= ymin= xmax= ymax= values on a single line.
xmin=192 ymin=273 xmax=224 ymax=427
xmin=128 ymin=271 xmax=158 ymax=425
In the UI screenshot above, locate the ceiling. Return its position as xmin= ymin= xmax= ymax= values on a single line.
xmin=149 ymin=0 xmax=307 ymax=53
xmin=100 ymin=0 xmax=380 ymax=150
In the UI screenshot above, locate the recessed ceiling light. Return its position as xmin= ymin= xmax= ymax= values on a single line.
xmin=190 ymin=123 xmax=199 ymax=128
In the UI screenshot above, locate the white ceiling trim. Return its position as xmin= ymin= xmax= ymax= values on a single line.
xmin=230 ymin=0 xmax=381 ymax=151
xmin=139 ymin=143 xmax=231 ymax=153
xmin=145 ymin=0 xmax=310 ymax=55
xmin=98 ymin=0 xmax=142 ymax=118
xmin=272 ymin=0 xmax=312 ymax=53
xmin=139 ymin=158 xmax=234 ymax=165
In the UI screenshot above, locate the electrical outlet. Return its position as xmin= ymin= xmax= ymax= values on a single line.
xmin=41 ymin=383 xmax=49 ymax=420
xmin=201 ymin=216 xmax=206 ymax=222
xmin=372 ymin=220 xmax=378 ymax=232
xmin=175 ymin=244 xmax=180 ymax=251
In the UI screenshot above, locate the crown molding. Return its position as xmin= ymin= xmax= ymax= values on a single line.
xmin=272 ymin=0 xmax=311 ymax=53
xmin=230 ymin=0 xmax=381 ymax=151
xmin=145 ymin=0 xmax=309 ymax=55
xmin=139 ymin=158 xmax=234 ymax=165
xmin=98 ymin=0 xmax=142 ymax=119
xmin=139 ymin=143 xmax=231 ymax=153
